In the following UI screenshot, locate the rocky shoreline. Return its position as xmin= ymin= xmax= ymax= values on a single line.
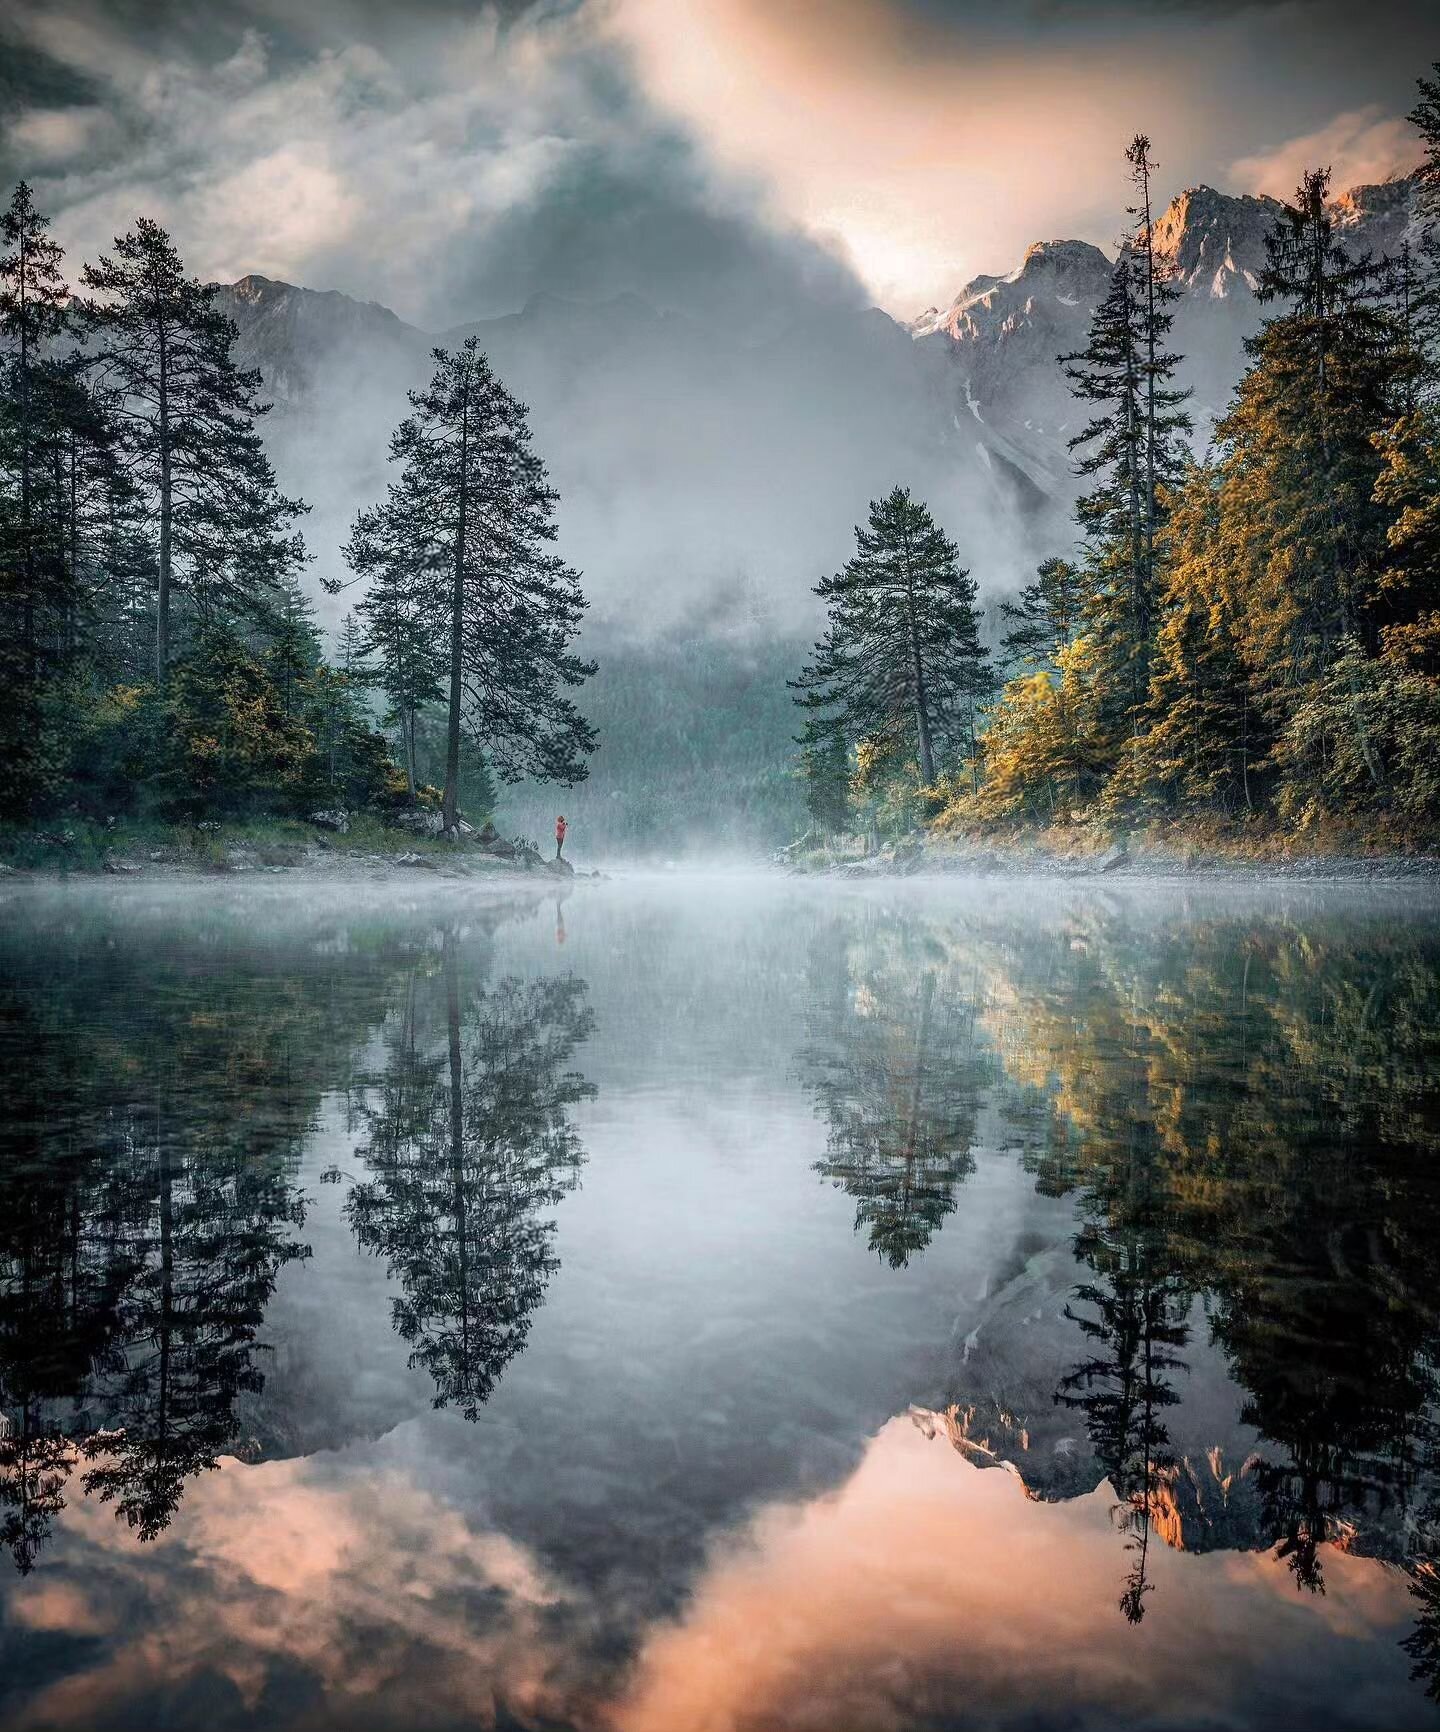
xmin=0 ymin=812 xmax=596 ymax=884
xmin=780 ymin=834 xmax=1440 ymax=885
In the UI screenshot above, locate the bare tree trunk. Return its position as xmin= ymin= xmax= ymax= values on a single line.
xmin=442 ymin=374 xmax=471 ymax=834
xmin=156 ymin=324 xmax=172 ymax=686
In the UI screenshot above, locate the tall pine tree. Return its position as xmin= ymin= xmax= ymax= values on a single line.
xmin=347 ymin=337 xmax=595 ymax=831
xmin=79 ymin=218 xmax=306 ymax=683
xmin=792 ymin=486 xmax=989 ymax=788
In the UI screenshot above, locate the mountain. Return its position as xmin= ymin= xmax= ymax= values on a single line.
xmin=214 ymin=274 xmax=1022 ymax=636
xmin=910 ymin=175 xmax=1421 ymax=527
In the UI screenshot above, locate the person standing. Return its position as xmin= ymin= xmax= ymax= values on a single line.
xmin=555 ymin=814 xmax=567 ymax=860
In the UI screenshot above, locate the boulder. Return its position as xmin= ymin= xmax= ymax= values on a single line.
xmin=310 ymin=808 xmax=350 ymax=834
xmin=394 ymin=808 xmax=445 ymax=837
xmin=395 ymin=851 xmax=439 ymax=871
xmin=1097 ymin=844 xmax=1129 ymax=873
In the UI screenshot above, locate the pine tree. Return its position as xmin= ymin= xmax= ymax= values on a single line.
xmin=79 ymin=218 xmax=307 ymax=683
xmin=346 ymin=338 xmax=596 ymax=831
xmin=1063 ymin=262 xmax=1147 ymax=732
xmin=999 ymin=555 xmax=1084 ymax=673
xmin=1215 ymin=168 xmax=1400 ymax=802
xmin=791 ymin=486 xmax=989 ymax=789
xmin=1126 ymin=136 xmax=1194 ymax=594
xmin=345 ymin=503 xmax=444 ymax=795
xmin=0 ymin=183 xmax=69 ymax=677
xmin=263 ymin=572 xmax=323 ymax=719
xmin=1127 ymin=463 xmax=1256 ymax=811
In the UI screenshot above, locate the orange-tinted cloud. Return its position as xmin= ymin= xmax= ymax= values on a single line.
xmin=608 ymin=1415 xmax=1417 ymax=1732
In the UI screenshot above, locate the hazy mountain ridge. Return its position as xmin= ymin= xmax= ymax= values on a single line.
xmin=911 ymin=174 xmax=1421 ymax=516
xmin=215 ymin=170 xmax=1417 ymax=633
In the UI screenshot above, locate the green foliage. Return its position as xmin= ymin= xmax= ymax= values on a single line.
xmin=0 ymin=185 xmax=419 ymax=829
xmin=346 ymin=335 xmax=596 ymax=830
xmin=793 ymin=485 xmax=991 ymax=790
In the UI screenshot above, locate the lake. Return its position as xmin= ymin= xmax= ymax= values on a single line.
xmin=2 ymin=873 xmax=1440 ymax=1731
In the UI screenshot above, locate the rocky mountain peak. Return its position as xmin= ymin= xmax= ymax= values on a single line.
xmin=1143 ymin=184 xmax=1283 ymax=300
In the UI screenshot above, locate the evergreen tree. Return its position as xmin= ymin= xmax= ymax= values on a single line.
xmin=347 ymin=939 xmax=594 ymax=1419
xmin=345 ymin=503 xmax=444 ymax=795
xmin=79 ymin=218 xmax=307 ymax=683
xmin=791 ymin=486 xmax=989 ymax=788
xmin=999 ymin=555 xmax=1084 ymax=674
xmin=1215 ymin=169 xmax=1400 ymax=796
xmin=1127 ymin=463 xmax=1256 ymax=811
xmin=1063 ymin=262 xmax=1148 ymax=730
xmin=263 ymin=572 xmax=323 ymax=720
xmin=346 ymin=337 xmax=595 ymax=830
xmin=0 ymin=182 xmax=69 ymax=678
xmin=1125 ymin=135 xmax=1193 ymax=593
xmin=797 ymin=721 xmax=851 ymax=836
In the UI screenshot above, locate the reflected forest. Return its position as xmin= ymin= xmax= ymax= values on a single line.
xmin=0 ymin=909 xmax=595 ymax=1571
xmin=5 ymin=891 xmax=1440 ymax=1699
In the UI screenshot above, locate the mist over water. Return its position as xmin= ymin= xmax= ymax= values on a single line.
xmin=3 ymin=873 xmax=1440 ymax=1730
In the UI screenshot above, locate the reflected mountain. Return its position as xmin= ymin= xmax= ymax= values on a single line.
xmin=346 ymin=935 xmax=595 ymax=1420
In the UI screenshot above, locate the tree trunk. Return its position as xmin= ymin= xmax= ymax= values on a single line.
xmin=19 ymin=262 xmax=36 ymax=677
xmin=446 ymin=938 xmax=470 ymax=1395
xmin=156 ymin=324 xmax=172 ymax=686
xmin=442 ymin=375 xmax=470 ymax=834
xmin=900 ymin=519 xmax=936 ymax=786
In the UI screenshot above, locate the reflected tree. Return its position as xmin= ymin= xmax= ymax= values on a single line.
xmin=802 ymin=923 xmax=995 ymax=1268
xmin=0 ymin=903 xmax=438 ymax=1569
xmin=348 ymin=937 xmax=595 ymax=1420
xmin=1058 ymin=1218 xmax=1190 ymax=1623
xmin=78 ymin=1140 xmax=309 ymax=1538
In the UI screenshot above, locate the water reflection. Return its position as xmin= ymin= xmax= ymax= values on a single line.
xmin=0 ymin=892 xmax=594 ymax=1572
xmin=344 ymin=936 xmax=593 ymax=1420
xmin=3 ymin=881 xmax=1440 ymax=1729
xmin=790 ymin=893 xmax=1440 ymax=1667
xmin=801 ymin=914 xmax=996 ymax=1267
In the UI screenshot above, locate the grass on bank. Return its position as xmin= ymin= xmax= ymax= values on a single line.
xmin=0 ymin=813 xmax=466 ymax=874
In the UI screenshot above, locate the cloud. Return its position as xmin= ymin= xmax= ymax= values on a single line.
xmin=0 ymin=0 xmax=862 ymax=330
xmin=6 ymin=1452 xmax=590 ymax=1731
xmin=7 ymin=102 xmax=116 ymax=161
xmin=1230 ymin=106 xmax=1421 ymax=202
xmin=609 ymin=1415 xmax=1418 ymax=1732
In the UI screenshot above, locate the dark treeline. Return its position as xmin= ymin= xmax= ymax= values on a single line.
xmin=796 ymin=70 xmax=1440 ymax=846
xmin=0 ymin=905 xmax=595 ymax=1573
xmin=0 ymin=193 xmax=593 ymax=836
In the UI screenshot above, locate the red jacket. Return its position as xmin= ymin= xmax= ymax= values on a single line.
xmin=556 ymin=818 xmax=567 ymax=844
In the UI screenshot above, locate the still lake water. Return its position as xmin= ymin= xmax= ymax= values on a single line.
xmin=3 ymin=872 xmax=1440 ymax=1731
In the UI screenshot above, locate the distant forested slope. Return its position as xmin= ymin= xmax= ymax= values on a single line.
xmin=497 ymin=627 xmax=809 ymax=858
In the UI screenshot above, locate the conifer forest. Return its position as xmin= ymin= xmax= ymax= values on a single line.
xmin=7 ymin=10 xmax=1440 ymax=1732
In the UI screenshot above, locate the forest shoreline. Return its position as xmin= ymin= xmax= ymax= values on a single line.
xmin=0 ymin=817 xmax=592 ymax=884
xmin=784 ymin=827 xmax=1440 ymax=885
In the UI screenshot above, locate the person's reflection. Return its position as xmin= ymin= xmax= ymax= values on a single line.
xmin=348 ymin=934 xmax=595 ymax=1419
xmin=554 ymin=896 xmax=567 ymax=947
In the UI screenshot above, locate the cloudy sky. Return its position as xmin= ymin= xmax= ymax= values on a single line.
xmin=1 ymin=0 xmax=1434 ymax=327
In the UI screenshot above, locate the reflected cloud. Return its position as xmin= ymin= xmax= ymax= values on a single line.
xmin=610 ymin=1416 xmax=1418 ymax=1732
